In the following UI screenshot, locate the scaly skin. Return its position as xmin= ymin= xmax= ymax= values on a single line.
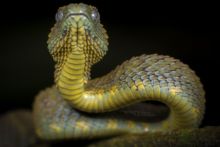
xmin=33 ymin=3 xmax=205 ymax=140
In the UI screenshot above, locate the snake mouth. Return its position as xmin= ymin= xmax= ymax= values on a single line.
xmin=64 ymin=12 xmax=105 ymax=42
xmin=66 ymin=13 xmax=91 ymax=21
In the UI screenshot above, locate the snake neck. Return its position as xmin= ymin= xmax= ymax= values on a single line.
xmin=56 ymin=47 xmax=88 ymax=104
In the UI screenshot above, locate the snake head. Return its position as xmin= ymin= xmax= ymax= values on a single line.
xmin=47 ymin=3 xmax=108 ymax=65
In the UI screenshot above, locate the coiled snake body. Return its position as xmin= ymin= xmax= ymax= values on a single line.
xmin=33 ymin=3 xmax=205 ymax=140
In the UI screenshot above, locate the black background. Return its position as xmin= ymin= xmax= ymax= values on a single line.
xmin=0 ymin=0 xmax=219 ymax=132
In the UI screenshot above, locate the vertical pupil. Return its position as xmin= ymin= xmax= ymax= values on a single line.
xmin=56 ymin=11 xmax=63 ymax=21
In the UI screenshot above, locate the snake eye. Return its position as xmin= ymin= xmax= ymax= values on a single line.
xmin=91 ymin=8 xmax=100 ymax=21
xmin=55 ymin=10 xmax=63 ymax=22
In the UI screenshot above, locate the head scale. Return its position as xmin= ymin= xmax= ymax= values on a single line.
xmin=47 ymin=3 xmax=108 ymax=80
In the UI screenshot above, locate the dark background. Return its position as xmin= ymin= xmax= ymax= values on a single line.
xmin=0 ymin=0 xmax=219 ymax=129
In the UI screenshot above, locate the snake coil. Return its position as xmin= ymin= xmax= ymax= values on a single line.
xmin=33 ymin=3 xmax=205 ymax=139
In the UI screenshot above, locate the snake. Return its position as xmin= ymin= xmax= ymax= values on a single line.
xmin=33 ymin=3 xmax=205 ymax=140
